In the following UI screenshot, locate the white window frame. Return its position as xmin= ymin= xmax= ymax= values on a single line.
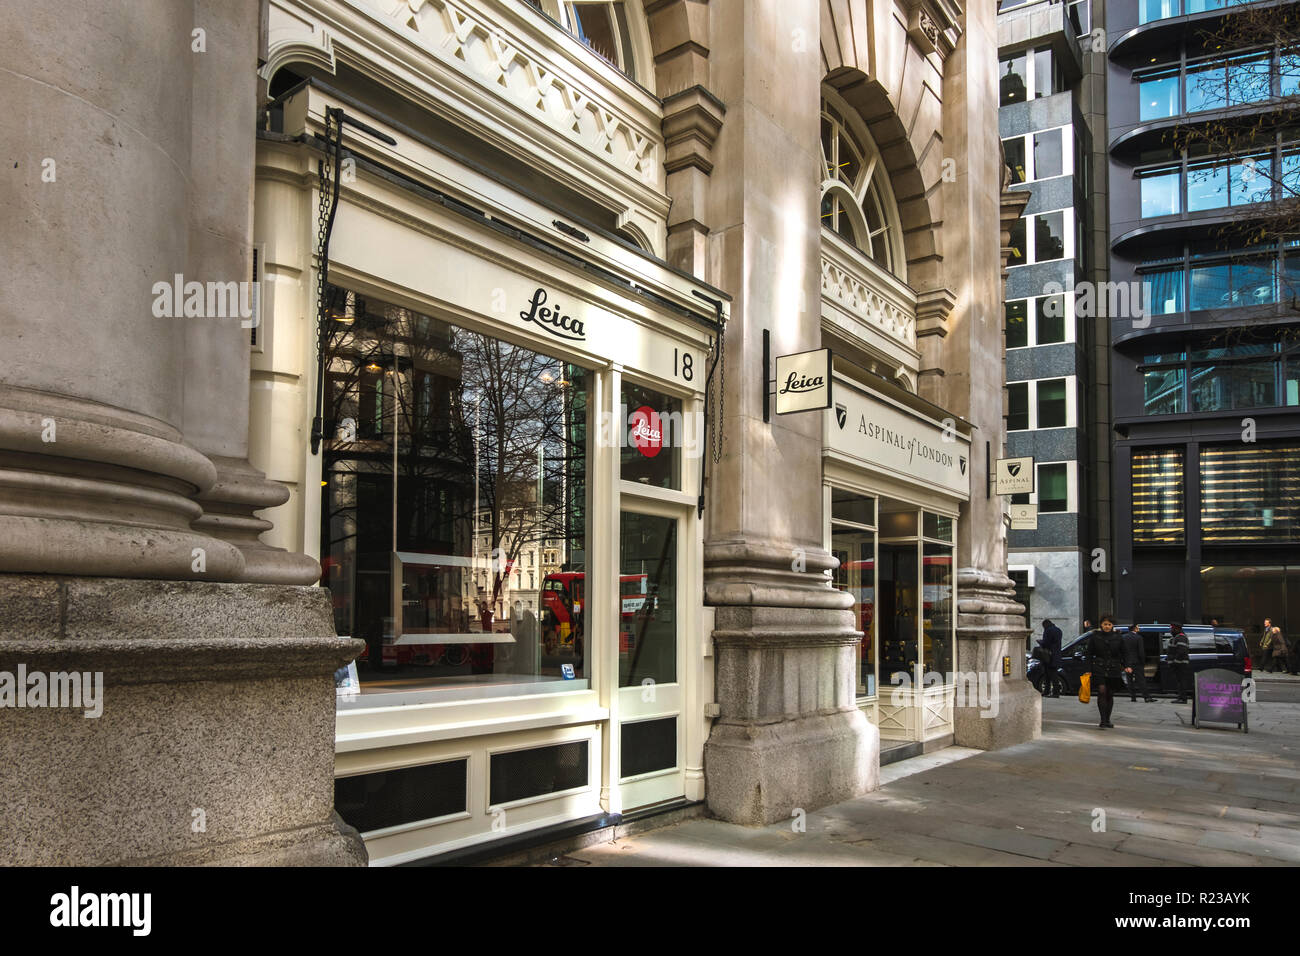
xmin=1000 ymin=45 xmax=1058 ymax=105
xmin=1030 ymin=460 xmax=1077 ymax=515
xmin=1004 ymin=126 xmax=1074 ymax=185
xmin=1025 ymin=206 xmax=1075 ymax=265
xmin=1006 ymin=292 xmax=1076 ymax=349
xmin=1006 ymin=375 xmax=1078 ymax=431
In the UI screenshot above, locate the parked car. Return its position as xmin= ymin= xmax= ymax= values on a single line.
xmin=1027 ymin=624 xmax=1250 ymax=697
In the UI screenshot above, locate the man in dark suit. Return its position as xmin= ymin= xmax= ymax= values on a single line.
xmin=1168 ymin=623 xmax=1192 ymax=703
xmin=1123 ymin=623 xmax=1155 ymax=702
xmin=1038 ymin=619 xmax=1062 ymax=698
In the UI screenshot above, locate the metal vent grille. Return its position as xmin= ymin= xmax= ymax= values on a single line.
xmin=620 ymin=717 xmax=677 ymax=779
xmin=334 ymin=759 xmax=467 ymax=834
xmin=249 ymin=246 xmax=259 ymax=347
xmin=489 ymin=741 xmax=588 ymax=805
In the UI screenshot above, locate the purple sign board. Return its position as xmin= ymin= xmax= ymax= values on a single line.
xmin=1192 ymin=668 xmax=1248 ymax=732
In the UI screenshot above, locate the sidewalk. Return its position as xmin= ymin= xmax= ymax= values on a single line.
xmin=549 ymin=694 xmax=1300 ymax=867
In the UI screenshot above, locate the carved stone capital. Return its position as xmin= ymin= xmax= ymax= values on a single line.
xmin=661 ymin=84 xmax=726 ymax=176
xmin=914 ymin=286 xmax=958 ymax=339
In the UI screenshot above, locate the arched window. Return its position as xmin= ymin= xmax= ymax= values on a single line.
xmin=820 ymin=93 xmax=904 ymax=279
xmin=524 ymin=1 xmax=648 ymax=84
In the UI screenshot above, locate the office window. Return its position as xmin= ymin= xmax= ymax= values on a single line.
xmin=1227 ymin=53 xmax=1272 ymax=106
xmin=1006 ymin=300 xmax=1029 ymax=349
xmin=1034 ymin=48 xmax=1056 ymax=99
xmin=1143 ymin=365 xmax=1186 ymax=414
xmin=1143 ymin=265 xmax=1185 ymax=315
xmin=1036 ymin=378 xmax=1068 ymax=428
xmin=1191 ymin=360 xmax=1277 ymax=411
xmin=1201 ymin=444 xmax=1300 ymax=543
xmin=1140 ymin=69 xmax=1181 ymax=121
xmin=1230 ymin=156 xmax=1271 ymax=206
xmin=1007 ymin=382 xmax=1029 ymax=431
xmin=1004 ymin=137 xmax=1026 ymax=184
xmin=1008 ymin=218 xmax=1026 ymax=266
xmin=1033 ymin=129 xmax=1063 ymax=179
xmin=1132 ymin=448 xmax=1185 ymax=544
xmin=1039 ymin=463 xmax=1069 ymax=513
xmin=1032 ymin=211 xmax=1065 ymax=262
xmin=1139 ymin=0 xmax=1179 ymax=25
xmin=1000 ymin=52 xmax=1028 ymax=106
xmin=1068 ymin=0 xmax=1090 ymax=36
xmin=1140 ymin=167 xmax=1181 ymax=217
xmin=1035 ymin=295 xmax=1066 ymax=344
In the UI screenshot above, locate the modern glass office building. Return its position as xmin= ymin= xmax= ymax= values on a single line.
xmin=1106 ymin=0 xmax=1300 ymax=649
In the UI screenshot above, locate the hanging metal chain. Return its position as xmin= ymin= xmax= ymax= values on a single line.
xmin=311 ymin=107 xmax=344 ymax=454
xmin=709 ymin=315 xmax=726 ymax=463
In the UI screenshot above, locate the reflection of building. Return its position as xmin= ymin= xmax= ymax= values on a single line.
xmin=1105 ymin=0 xmax=1300 ymax=649
xmin=997 ymin=0 xmax=1112 ymax=644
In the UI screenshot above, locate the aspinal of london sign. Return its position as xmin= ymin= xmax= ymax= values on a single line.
xmin=826 ymin=379 xmax=971 ymax=500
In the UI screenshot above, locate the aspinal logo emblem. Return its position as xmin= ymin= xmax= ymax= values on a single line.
xmin=835 ymin=403 xmax=847 ymax=430
xmin=629 ymin=406 xmax=663 ymax=457
xmin=1006 ymin=461 xmax=1022 ymax=478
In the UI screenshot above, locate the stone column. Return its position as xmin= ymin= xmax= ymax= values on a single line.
xmin=0 ymin=0 xmax=363 ymax=864
xmin=698 ymin=0 xmax=876 ymax=825
xmin=927 ymin=3 xmax=1041 ymax=749
xmin=184 ymin=0 xmax=322 ymax=586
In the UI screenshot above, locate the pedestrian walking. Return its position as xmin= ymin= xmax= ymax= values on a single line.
xmin=1036 ymin=619 xmax=1062 ymax=697
xmin=1259 ymin=618 xmax=1275 ymax=672
xmin=1123 ymin=623 xmax=1155 ymax=702
xmin=1085 ymin=615 xmax=1125 ymax=728
xmin=1267 ymin=626 xmax=1289 ymax=674
xmin=1168 ymin=623 xmax=1192 ymax=703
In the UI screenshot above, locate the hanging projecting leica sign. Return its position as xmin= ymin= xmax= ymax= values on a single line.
xmin=826 ymin=379 xmax=971 ymax=500
xmin=775 ymin=348 xmax=833 ymax=415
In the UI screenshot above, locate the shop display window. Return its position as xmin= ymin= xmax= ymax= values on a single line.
xmin=320 ymin=285 xmax=589 ymax=696
xmin=922 ymin=541 xmax=954 ymax=676
xmin=831 ymin=488 xmax=877 ymax=697
xmin=620 ymin=381 xmax=683 ymax=490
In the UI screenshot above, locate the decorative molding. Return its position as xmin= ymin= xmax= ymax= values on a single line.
xmin=820 ymin=253 xmax=917 ymax=352
xmin=661 ymin=84 xmax=725 ymax=176
xmin=914 ymin=286 xmax=957 ymax=339
xmin=263 ymin=0 xmax=670 ymax=251
xmin=401 ymin=0 xmax=662 ymax=184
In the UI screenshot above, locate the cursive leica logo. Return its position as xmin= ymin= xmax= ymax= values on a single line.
xmin=779 ymin=370 xmax=824 ymax=394
xmin=520 ymin=288 xmax=586 ymax=341
xmin=629 ymin=406 xmax=663 ymax=457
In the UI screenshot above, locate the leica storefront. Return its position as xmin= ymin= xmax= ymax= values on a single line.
xmin=823 ymin=367 xmax=973 ymax=754
xmin=251 ymin=84 xmax=722 ymax=864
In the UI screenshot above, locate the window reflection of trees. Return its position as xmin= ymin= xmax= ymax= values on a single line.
xmin=320 ymin=285 xmax=585 ymax=641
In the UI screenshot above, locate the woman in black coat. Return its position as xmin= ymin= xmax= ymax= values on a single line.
xmin=1085 ymin=615 xmax=1126 ymax=728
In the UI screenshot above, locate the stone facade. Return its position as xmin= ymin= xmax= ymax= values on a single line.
xmin=0 ymin=0 xmax=1037 ymax=862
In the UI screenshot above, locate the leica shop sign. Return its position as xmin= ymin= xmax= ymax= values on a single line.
xmin=775 ymin=348 xmax=833 ymax=414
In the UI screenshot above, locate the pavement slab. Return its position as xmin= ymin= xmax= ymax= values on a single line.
xmin=548 ymin=690 xmax=1300 ymax=866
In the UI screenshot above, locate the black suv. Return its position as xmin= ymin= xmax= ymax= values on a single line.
xmin=1028 ymin=624 xmax=1250 ymax=697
